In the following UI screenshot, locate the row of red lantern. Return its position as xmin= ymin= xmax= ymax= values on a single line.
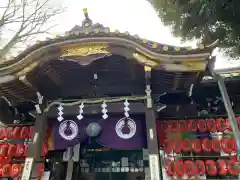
xmin=164 ymin=159 xmax=239 ymax=177
xmin=163 ymin=117 xmax=239 ymax=133
xmin=0 ymin=143 xmax=48 ymax=157
xmin=0 ymin=163 xmax=44 ymax=178
xmin=164 ymin=138 xmax=237 ymax=153
xmin=0 ymin=126 xmax=34 ymax=139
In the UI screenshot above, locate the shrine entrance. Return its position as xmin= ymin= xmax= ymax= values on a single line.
xmin=0 ymin=7 xmax=227 ymax=180
xmin=76 ymin=148 xmax=145 ymax=180
xmin=45 ymin=138 xmax=146 ymax=180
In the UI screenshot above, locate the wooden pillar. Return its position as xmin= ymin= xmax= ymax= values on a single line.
xmin=21 ymin=94 xmax=47 ymax=180
xmin=65 ymin=148 xmax=74 ymax=180
xmin=144 ymin=66 xmax=162 ymax=180
xmin=216 ymin=75 xmax=240 ymax=180
xmin=216 ymin=75 xmax=240 ymax=139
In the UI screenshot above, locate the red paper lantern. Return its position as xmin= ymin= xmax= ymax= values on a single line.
xmin=6 ymin=127 xmax=14 ymax=139
xmin=181 ymin=139 xmax=192 ymax=152
xmin=205 ymin=160 xmax=217 ymax=176
xmin=211 ymin=139 xmax=221 ymax=153
xmin=174 ymin=160 xmax=184 ymax=177
xmin=164 ymin=140 xmax=173 ymax=153
xmin=230 ymin=138 xmax=237 ymax=152
xmin=216 ymin=118 xmax=228 ymax=132
xmin=197 ymin=120 xmax=207 ymax=132
xmin=8 ymin=144 xmax=17 ymax=157
xmin=187 ymin=120 xmax=198 ymax=132
xmin=179 ymin=120 xmax=188 ymax=132
xmin=2 ymin=164 xmax=11 ymax=177
xmin=164 ymin=159 xmax=174 ymax=176
xmin=225 ymin=119 xmax=232 ymax=131
xmin=24 ymin=144 xmax=28 ymax=156
xmin=166 ymin=121 xmax=173 ymax=132
xmin=191 ymin=139 xmax=202 ymax=153
xmin=0 ymin=144 xmax=9 ymax=157
xmin=157 ymin=121 xmax=167 ymax=147
xmin=227 ymin=160 xmax=238 ymax=176
xmin=236 ymin=116 xmax=240 ymax=129
xmin=184 ymin=160 xmax=195 ymax=176
xmin=0 ymin=164 xmax=3 ymax=177
xmin=15 ymin=144 xmax=26 ymax=157
xmin=163 ymin=121 xmax=168 ymax=132
xmin=20 ymin=126 xmax=30 ymax=139
xmin=216 ymin=159 xmax=228 ymax=176
xmin=38 ymin=163 xmax=45 ymax=177
xmin=201 ymin=139 xmax=212 ymax=152
xmin=0 ymin=128 xmax=6 ymax=139
xmin=195 ymin=160 xmax=206 ymax=175
xmin=206 ymin=118 xmax=217 ymax=132
xmin=169 ymin=120 xmax=179 ymax=132
xmin=230 ymin=155 xmax=238 ymax=162
xmin=221 ymin=138 xmax=236 ymax=153
xmin=11 ymin=164 xmax=20 ymax=177
xmin=173 ymin=140 xmax=182 ymax=153
xmin=42 ymin=143 xmax=48 ymax=157
xmin=221 ymin=138 xmax=230 ymax=153
xmin=12 ymin=127 xmax=22 ymax=139
xmin=19 ymin=164 xmax=24 ymax=175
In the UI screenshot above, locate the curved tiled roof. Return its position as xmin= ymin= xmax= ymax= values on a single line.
xmin=0 ymin=8 xmax=216 ymax=75
xmin=0 ymin=8 xmax=216 ymax=103
xmin=64 ymin=9 xmax=215 ymax=55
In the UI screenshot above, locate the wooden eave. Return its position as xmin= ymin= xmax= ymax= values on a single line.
xmin=0 ymin=19 xmax=216 ymax=104
xmin=0 ymin=31 xmax=215 ymax=77
xmin=0 ymin=56 xmax=201 ymax=104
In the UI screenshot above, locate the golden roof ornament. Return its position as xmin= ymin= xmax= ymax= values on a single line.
xmin=66 ymin=8 xmax=105 ymax=36
xmin=82 ymin=8 xmax=93 ymax=27
xmin=83 ymin=8 xmax=88 ymax=14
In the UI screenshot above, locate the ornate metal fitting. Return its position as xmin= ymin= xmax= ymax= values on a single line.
xmin=35 ymin=92 xmax=44 ymax=114
xmin=145 ymin=85 xmax=152 ymax=108
xmin=61 ymin=44 xmax=110 ymax=58
xmin=133 ymin=53 xmax=157 ymax=67
xmin=36 ymin=92 xmax=44 ymax=104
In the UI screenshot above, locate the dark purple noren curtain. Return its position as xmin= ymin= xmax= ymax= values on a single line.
xmin=50 ymin=116 xmax=147 ymax=150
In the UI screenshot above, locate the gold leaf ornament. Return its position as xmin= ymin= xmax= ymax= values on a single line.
xmin=61 ymin=44 xmax=110 ymax=57
xmin=163 ymin=46 xmax=168 ymax=51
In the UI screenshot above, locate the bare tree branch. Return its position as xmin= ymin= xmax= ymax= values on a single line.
xmin=0 ymin=0 xmax=64 ymax=60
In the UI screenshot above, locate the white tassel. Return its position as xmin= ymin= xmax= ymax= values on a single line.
xmin=35 ymin=104 xmax=42 ymax=114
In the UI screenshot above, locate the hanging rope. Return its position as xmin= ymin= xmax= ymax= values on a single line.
xmin=44 ymin=95 xmax=147 ymax=112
